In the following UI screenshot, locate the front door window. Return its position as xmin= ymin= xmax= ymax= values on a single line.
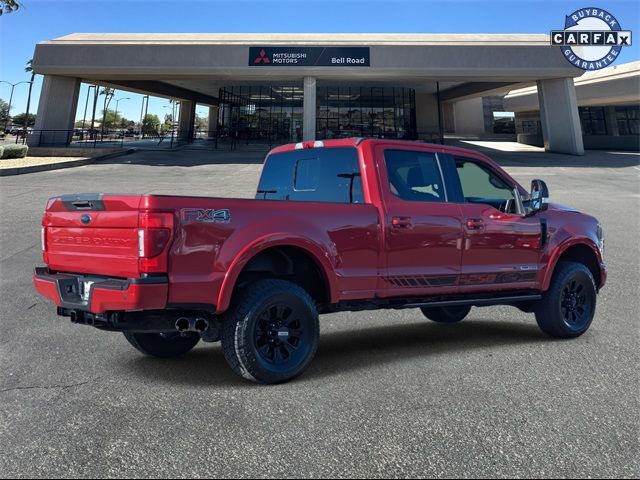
xmin=455 ymin=158 xmax=518 ymax=214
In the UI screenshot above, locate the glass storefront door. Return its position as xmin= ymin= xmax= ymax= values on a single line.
xmin=217 ymin=85 xmax=416 ymax=146
xmin=316 ymin=86 xmax=416 ymax=140
xmin=218 ymin=86 xmax=304 ymax=145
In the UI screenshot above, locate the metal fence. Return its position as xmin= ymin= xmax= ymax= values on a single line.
xmin=3 ymin=128 xmax=444 ymax=151
xmin=208 ymin=130 xmax=444 ymax=151
xmin=7 ymin=129 xmax=188 ymax=150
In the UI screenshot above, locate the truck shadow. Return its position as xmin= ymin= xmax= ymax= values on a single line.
xmin=123 ymin=320 xmax=549 ymax=387
xmin=305 ymin=320 xmax=547 ymax=382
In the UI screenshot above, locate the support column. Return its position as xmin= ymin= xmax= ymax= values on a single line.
xmin=604 ymin=106 xmax=619 ymax=136
xmin=537 ymin=78 xmax=584 ymax=155
xmin=303 ymin=77 xmax=316 ymax=142
xmin=208 ymin=105 xmax=218 ymax=138
xmin=178 ymin=100 xmax=196 ymax=142
xmin=29 ymin=75 xmax=81 ymax=146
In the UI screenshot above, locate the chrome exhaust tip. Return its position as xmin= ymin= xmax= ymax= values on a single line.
xmin=175 ymin=317 xmax=190 ymax=333
xmin=194 ymin=318 xmax=209 ymax=333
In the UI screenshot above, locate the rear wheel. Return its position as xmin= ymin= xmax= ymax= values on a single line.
xmin=220 ymin=279 xmax=319 ymax=384
xmin=420 ymin=305 xmax=471 ymax=323
xmin=535 ymin=261 xmax=597 ymax=338
xmin=123 ymin=331 xmax=200 ymax=358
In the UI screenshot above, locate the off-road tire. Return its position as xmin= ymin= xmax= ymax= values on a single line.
xmin=535 ymin=261 xmax=597 ymax=338
xmin=220 ymin=279 xmax=319 ymax=384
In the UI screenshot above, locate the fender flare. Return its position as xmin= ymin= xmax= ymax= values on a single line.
xmin=215 ymin=234 xmax=339 ymax=313
xmin=541 ymin=237 xmax=602 ymax=291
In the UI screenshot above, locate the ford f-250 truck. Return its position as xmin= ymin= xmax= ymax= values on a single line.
xmin=34 ymin=139 xmax=606 ymax=384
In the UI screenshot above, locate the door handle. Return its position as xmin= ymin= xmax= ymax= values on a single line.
xmin=465 ymin=218 xmax=484 ymax=230
xmin=391 ymin=216 xmax=413 ymax=229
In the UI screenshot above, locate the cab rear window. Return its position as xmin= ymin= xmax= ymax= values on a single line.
xmin=257 ymin=147 xmax=364 ymax=203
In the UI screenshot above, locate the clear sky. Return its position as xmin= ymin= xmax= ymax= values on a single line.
xmin=1 ymin=0 xmax=638 ymax=124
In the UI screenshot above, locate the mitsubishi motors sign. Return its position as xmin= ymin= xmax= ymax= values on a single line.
xmin=249 ymin=46 xmax=370 ymax=66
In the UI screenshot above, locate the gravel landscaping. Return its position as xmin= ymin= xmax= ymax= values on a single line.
xmin=0 ymin=155 xmax=90 ymax=169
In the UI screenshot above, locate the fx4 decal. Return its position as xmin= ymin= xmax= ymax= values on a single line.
xmin=182 ymin=208 xmax=231 ymax=224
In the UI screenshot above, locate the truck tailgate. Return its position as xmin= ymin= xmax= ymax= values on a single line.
xmin=43 ymin=194 xmax=142 ymax=278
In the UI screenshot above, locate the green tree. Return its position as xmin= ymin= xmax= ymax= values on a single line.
xmin=163 ymin=113 xmax=173 ymax=132
xmin=101 ymin=109 xmax=124 ymax=130
xmin=99 ymin=87 xmax=115 ymax=134
xmin=142 ymin=113 xmax=160 ymax=135
xmin=0 ymin=98 xmax=9 ymax=126
xmin=0 ymin=0 xmax=20 ymax=15
xmin=11 ymin=112 xmax=36 ymax=127
xmin=195 ymin=113 xmax=208 ymax=131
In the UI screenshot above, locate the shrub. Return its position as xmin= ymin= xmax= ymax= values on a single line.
xmin=1 ymin=144 xmax=28 ymax=159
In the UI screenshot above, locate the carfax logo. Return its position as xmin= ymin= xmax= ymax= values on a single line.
xmin=551 ymin=7 xmax=632 ymax=70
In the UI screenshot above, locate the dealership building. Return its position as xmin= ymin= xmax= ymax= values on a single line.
xmin=28 ymin=33 xmax=638 ymax=155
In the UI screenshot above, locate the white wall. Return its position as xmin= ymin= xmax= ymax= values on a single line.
xmin=453 ymin=97 xmax=485 ymax=135
xmin=415 ymin=93 xmax=439 ymax=134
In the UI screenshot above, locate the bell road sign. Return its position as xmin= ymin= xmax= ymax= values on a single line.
xmin=249 ymin=47 xmax=370 ymax=67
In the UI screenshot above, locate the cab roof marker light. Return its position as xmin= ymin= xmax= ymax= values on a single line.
xmin=313 ymin=140 xmax=324 ymax=148
xmin=295 ymin=142 xmax=304 ymax=150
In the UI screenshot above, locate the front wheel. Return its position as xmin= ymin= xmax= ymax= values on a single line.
xmin=123 ymin=331 xmax=200 ymax=358
xmin=420 ymin=305 xmax=471 ymax=323
xmin=220 ymin=279 xmax=319 ymax=384
xmin=535 ymin=261 xmax=597 ymax=338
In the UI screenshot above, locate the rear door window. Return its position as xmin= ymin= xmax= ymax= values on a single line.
xmin=384 ymin=149 xmax=446 ymax=202
xmin=257 ymin=147 xmax=364 ymax=203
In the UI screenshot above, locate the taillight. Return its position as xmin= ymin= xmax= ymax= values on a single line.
xmin=41 ymin=211 xmax=49 ymax=263
xmin=138 ymin=229 xmax=171 ymax=258
xmin=41 ymin=225 xmax=49 ymax=263
xmin=138 ymin=212 xmax=174 ymax=273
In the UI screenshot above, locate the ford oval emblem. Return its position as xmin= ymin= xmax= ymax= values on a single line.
xmin=80 ymin=214 xmax=91 ymax=225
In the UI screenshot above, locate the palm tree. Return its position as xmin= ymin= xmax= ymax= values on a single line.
xmin=0 ymin=0 xmax=21 ymax=16
xmin=99 ymin=87 xmax=115 ymax=137
xmin=23 ymin=59 xmax=35 ymax=136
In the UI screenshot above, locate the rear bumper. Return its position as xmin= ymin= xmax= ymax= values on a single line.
xmin=33 ymin=267 xmax=168 ymax=314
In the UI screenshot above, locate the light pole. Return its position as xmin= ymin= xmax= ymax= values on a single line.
xmin=81 ymin=85 xmax=96 ymax=133
xmin=139 ymin=95 xmax=149 ymax=138
xmin=163 ymin=100 xmax=177 ymax=147
xmin=89 ymin=87 xmax=99 ymax=142
xmin=113 ymin=97 xmax=130 ymax=146
xmin=197 ymin=109 xmax=208 ymax=138
xmin=172 ymin=101 xmax=177 ymax=147
xmin=113 ymin=97 xmax=130 ymax=131
xmin=1 ymin=80 xmax=32 ymax=133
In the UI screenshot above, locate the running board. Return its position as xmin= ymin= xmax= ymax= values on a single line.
xmin=403 ymin=294 xmax=542 ymax=309
xmin=325 ymin=293 xmax=542 ymax=314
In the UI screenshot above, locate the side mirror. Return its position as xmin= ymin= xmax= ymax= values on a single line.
xmin=529 ymin=179 xmax=549 ymax=214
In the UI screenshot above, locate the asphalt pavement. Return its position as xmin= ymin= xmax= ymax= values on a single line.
xmin=0 ymin=144 xmax=638 ymax=478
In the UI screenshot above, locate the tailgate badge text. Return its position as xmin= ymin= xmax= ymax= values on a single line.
xmin=182 ymin=208 xmax=231 ymax=224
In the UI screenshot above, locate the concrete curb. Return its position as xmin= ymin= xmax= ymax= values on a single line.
xmin=0 ymin=148 xmax=137 ymax=176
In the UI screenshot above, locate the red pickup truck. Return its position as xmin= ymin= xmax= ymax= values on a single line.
xmin=34 ymin=139 xmax=606 ymax=384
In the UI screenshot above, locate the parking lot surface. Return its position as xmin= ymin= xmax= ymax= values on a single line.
xmin=1 ymin=145 xmax=638 ymax=478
